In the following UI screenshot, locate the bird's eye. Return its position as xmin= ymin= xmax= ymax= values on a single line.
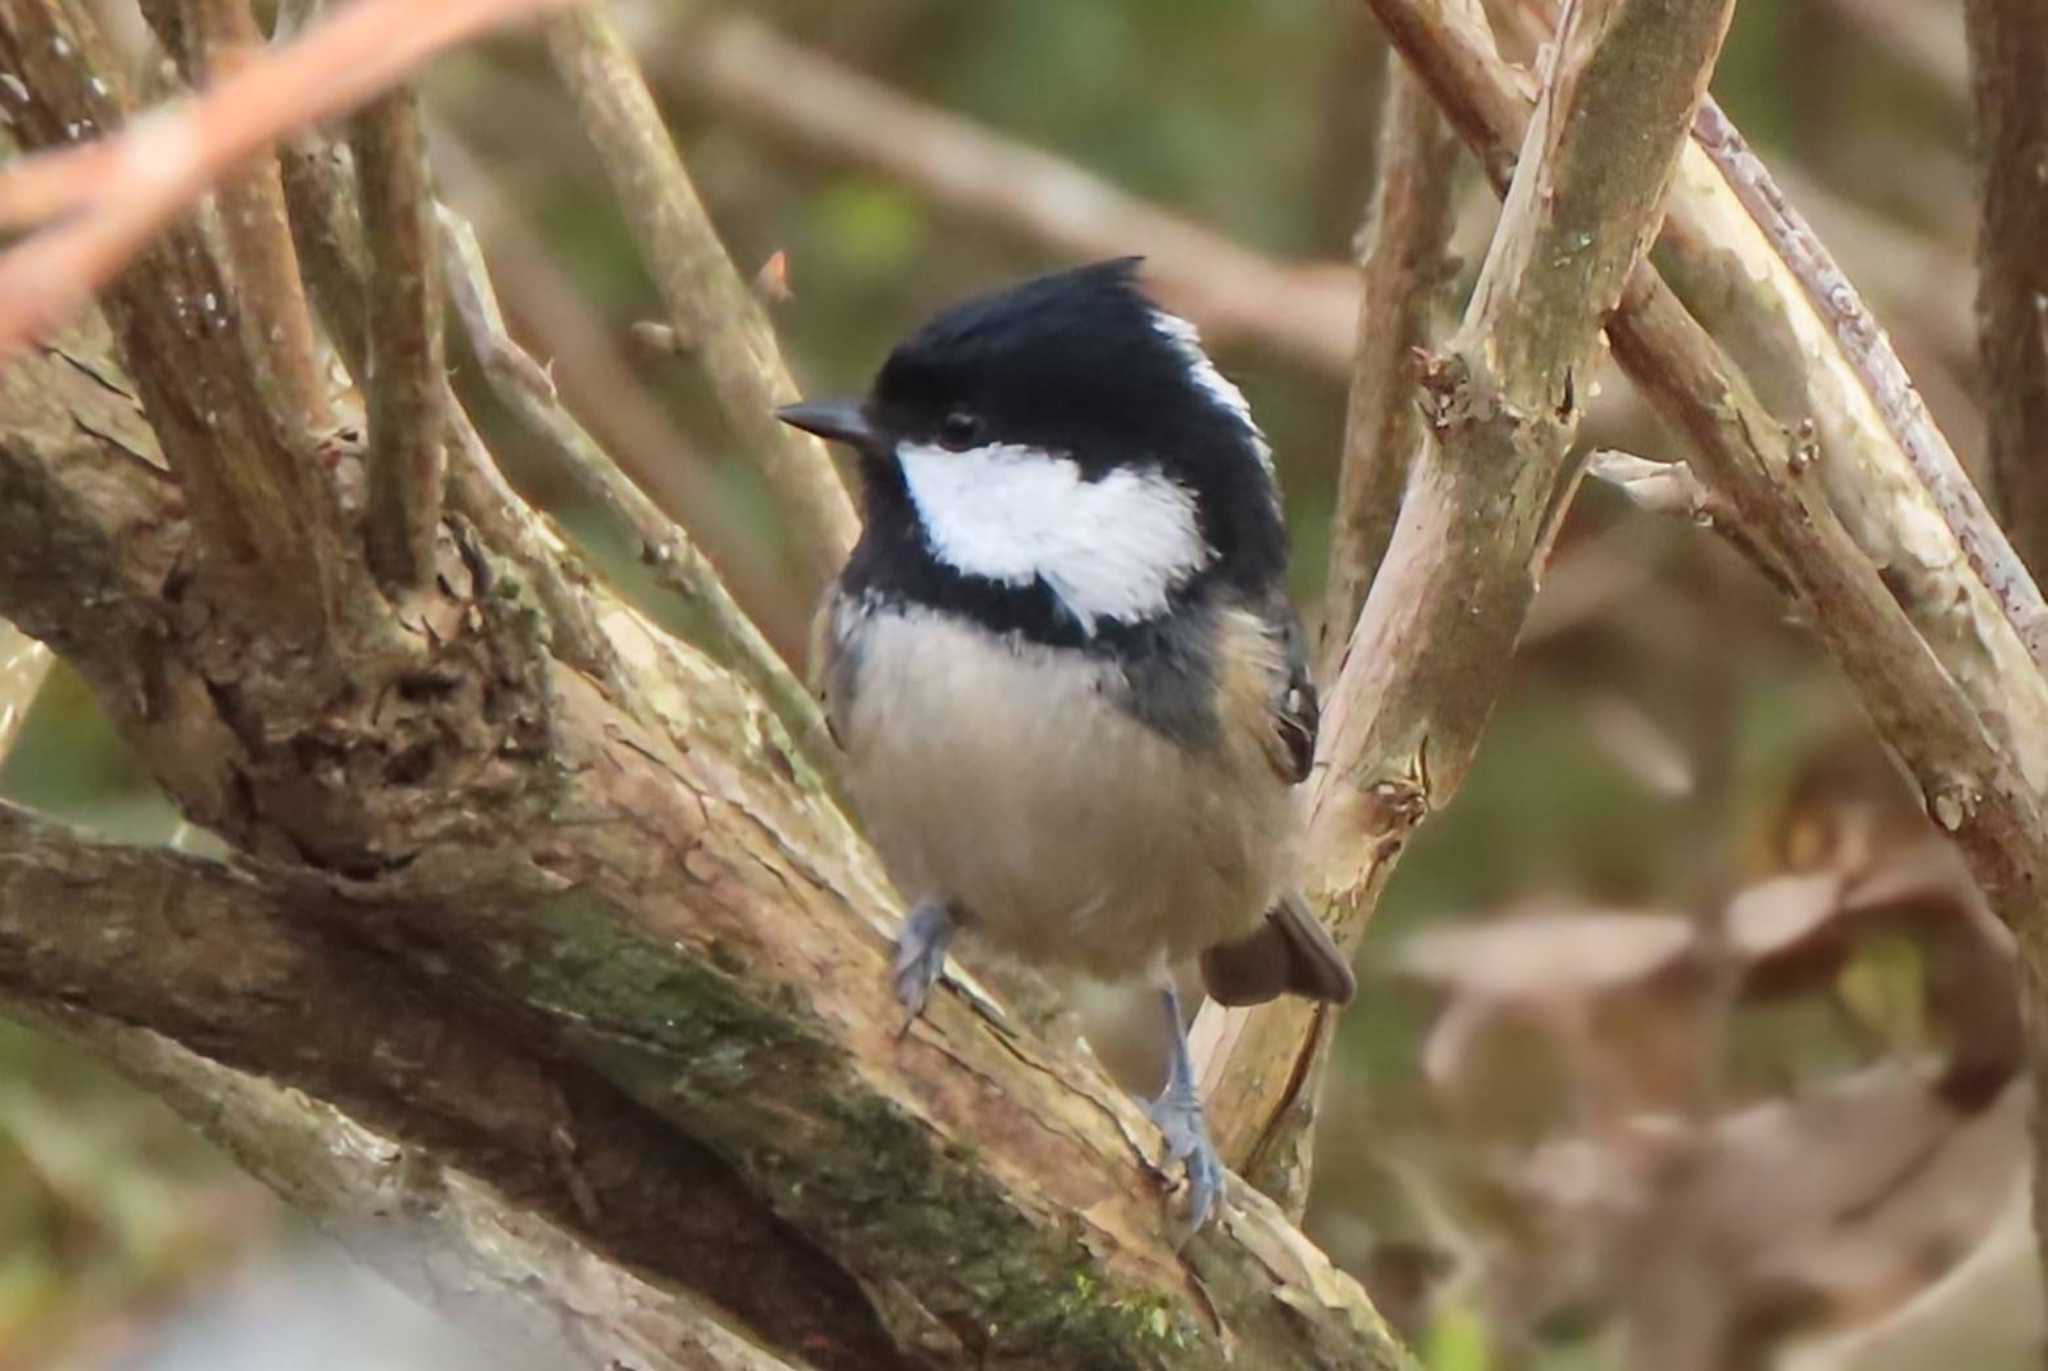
xmin=937 ymin=411 xmax=983 ymax=451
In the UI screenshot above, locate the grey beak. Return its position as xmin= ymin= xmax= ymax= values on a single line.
xmin=776 ymin=397 xmax=879 ymax=450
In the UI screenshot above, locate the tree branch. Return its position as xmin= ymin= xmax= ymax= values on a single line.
xmin=1193 ymin=0 xmax=1734 ymax=1199
xmin=1368 ymin=0 xmax=2048 ymax=805
xmin=353 ymin=87 xmax=447 ymax=591
xmin=1320 ymin=56 xmax=1461 ymax=683
xmin=0 ymin=800 xmax=887 ymax=1370
xmin=541 ymin=6 xmax=858 ymax=597
xmin=1689 ymin=96 xmax=2048 ymax=671
xmin=439 ymin=207 xmax=839 ymax=794
xmin=0 ymin=0 xmax=571 ymax=359
xmin=152 ymin=0 xmax=329 ymax=442
xmin=1 ymin=2 xmax=351 ymax=632
xmin=1964 ymin=0 xmax=2048 ymax=580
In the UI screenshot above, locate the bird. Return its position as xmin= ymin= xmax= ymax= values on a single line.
xmin=776 ymin=258 xmax=1355 ymax=1230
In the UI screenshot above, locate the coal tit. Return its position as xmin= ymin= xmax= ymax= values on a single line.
xmin=778 ymin=259 xmax=1355 ymax=1230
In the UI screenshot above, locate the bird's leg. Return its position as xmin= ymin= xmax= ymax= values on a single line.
xmin=1145 ymin=983 xmax=1226 ymax=1230
xmin=891 ymin=898 xmax=955 ymax=1021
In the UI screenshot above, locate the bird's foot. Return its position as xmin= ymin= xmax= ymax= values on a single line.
xmin=1146 ymin=1074 xmax=1226 ymax=1232
xmin=1148 ymin=984 xmax=1226 ymax=1232
xmin=891 ymin=899 xmax=955 ymax=1023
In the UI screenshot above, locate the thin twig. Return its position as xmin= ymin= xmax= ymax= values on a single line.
xmin=352 ymin=88 xmax=445 ymax=591
xmin=1691 ymin=97 xmax=2048 ymax=673
xmin=1195 ymin=0 xmax=1737 ymax=1199
xmin=0 ymin=0 xmax=570 ymax=359
xmin=1320 ymin=56 xmax=1461 ymax=684
xmin=541 ymin=6 xmax=858 ymax=597
xmin=1586 ymin=450 xmax=1792 ymax=595
xmin=657 ymin=7 xmax=1359 ymax=376
xmin=1363 ymin=0 xmax=2048 ymax=792
xmin=158 ymin=0 xmax=328 ymax=440
xmin=439 ymin=208 xmax=841 ymax=796
xmin=1 ymin=2 xmax=350 ymax=630
xmin=427 ymin=121 xmax=805 ymax=659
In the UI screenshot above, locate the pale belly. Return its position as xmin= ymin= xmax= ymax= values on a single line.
xmin=831 ymin=607 xmax=1301 ymax=983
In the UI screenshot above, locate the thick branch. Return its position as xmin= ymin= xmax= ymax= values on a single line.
xmin=658 ymin=8 xmax=1359 ymax=377
xmin=541 ymin=6 xmax=858 ymax=596
xmin=1965 ymin=0 xmax=2048 ymax=580
xmin=1320 ymin=57 xmax=1460 ymax=682
xmin=353 ymin=87 xmax=447 ymax=591
xmin=1194 ymin=0 xmax=1734 ymax=1197
xmin=0 ymin=802 xmax=885 ymax=1370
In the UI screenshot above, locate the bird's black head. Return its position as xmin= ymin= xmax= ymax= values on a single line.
xmin=779 ymin=259 xmax=1288 ymax=642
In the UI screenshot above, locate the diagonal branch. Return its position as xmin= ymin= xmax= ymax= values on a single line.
xmin=1193 ymin=0 xmax=1735 ymax=1200
xmin=1368 ymin=0 xmax=2048 ymax=796
xmin=353 ymin=87 xmax=447 ymax=591
xmin=1688 ymin=99 xmax=2048 ymax=671
xmin=0 ymin=800 xmax=889 ymax=1370
xmin=1320 ymin=55 xmax=1461 ymax=684
xmin=439 ymin=208 xmax=839 ymax=793
xmin=541 ymin=6 xmax=858 ymax=597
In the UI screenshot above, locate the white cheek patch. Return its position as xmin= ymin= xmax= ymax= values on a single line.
xmin=897 ymin=442 xmax=1213 ymax=633
xmin=1150 ymin=310 xmax=1275 ymax=477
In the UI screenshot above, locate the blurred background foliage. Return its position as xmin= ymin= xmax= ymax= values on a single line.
xmin=1 ymin=0 xmax=2033 ymax=1366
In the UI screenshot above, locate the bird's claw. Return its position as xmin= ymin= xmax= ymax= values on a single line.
xmin=1146 ymin=1082 xmax=1226 ymax=1231
xmin=891 ymin=899 xmax=954 ymax=1023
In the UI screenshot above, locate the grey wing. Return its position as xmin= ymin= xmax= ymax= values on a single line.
xmin=1201 ymin=596 xmax=1354 ymax=1006
xmin=1266 ymin=595 xmax=1318 ymax=785
xmin=808 ymin=585 xmax=858 ymax=751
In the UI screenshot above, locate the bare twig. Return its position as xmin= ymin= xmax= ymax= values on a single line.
xmin=353 ymin=88 xmax=446 ymax=591
xmin=1350 ymin=0 xmax=2048 ymax=1300
xmin=439 ymin=209 xmax=840 ymax=795
xmin=1607 ymin=272 xmax=2048 ymax=992
xmin=0 ymin=0 xmax=570 ymax=360
xmin=1587 ymin=450 xmax=1792 ymax=593
xmin=1321 ymin=57 xmax=1461 ymax=683
xmin=1193 ymin=0 xmax=1736 ymax=1201
xmin=1363 ymin=0 xmax=2048 ymax=794
xmin=427 ymin=123 xmax=805 ymax=658
xmin=1 ymin=3 xmax=349 ymax=630
xmin=541 ymin=6 xmax=858 ymax=596
xmin=1964 ymin=0 xmax=2048 ymax=579
xmin=1690 ymin=97 xmax=2048 ymax=672
xmin=155 ymin=0 xmax=328 ymax=440
xmin=657 ymin=7 xmax=1359 ymax=376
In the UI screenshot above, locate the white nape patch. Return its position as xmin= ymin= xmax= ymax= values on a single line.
xmin=1150 ymin=310 xmax=1275 ymax=476
xmin=897 ymin=441 xmax=1212 ymax=632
